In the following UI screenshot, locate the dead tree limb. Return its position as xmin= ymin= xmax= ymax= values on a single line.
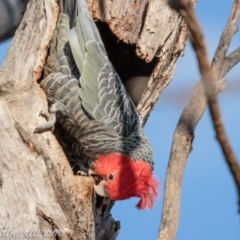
xmin=179 ymin=0 xmax=240 ymax=207
xmin=221 ymin=47 xmax=240 ymax=77
xmin=158 ymin=1 xmax=240 ymax=240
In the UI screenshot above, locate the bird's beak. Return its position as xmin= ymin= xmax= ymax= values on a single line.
xmin=88 ymin=168 xmax=109 ymax=197
xmin=88 ymin=168 xmax=96 ymax=176
xmin=93 ymin=180 xmax=109 ymax=197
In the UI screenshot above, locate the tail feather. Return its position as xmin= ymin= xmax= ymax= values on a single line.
xmin=68 ymin=0 xmax=106 ymax=76
xmin=76 ymin=0 xmax=89 ymax=14
xmin=58 ymin=0 xmax=77 ymax=27
xmin=69 ymin=27 xmax=85 ymax=74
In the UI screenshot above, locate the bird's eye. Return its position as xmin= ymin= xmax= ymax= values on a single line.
xmin=107 ymin=174 xmax=114 ymax=181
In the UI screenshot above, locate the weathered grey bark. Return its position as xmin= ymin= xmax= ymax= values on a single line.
xmin=0 ymin=0 xmax=24 ymax=43
xmin=0 ymin=0 xmax=188 ymax=239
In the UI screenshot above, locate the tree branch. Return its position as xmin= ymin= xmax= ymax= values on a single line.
xmin=221 ymin=47 xmax=240 ymax=77
xmin=136 ymin=0 xmax=197 ymax=124
xmin=176 ymin=0 xmax=240 ymax=207
xmin=212 ymin=0 xmax=240 ymax=75
xmin=158 ymin=0 xmax=240 ymax=239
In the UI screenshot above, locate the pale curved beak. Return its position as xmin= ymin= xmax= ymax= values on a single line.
xmin=88 ymin=168 xmax=95 ymax=176
xmin=94 ymin=180 xmax=109 ymax=197
xmin=88 ymin=168 xmax=109 ymax=197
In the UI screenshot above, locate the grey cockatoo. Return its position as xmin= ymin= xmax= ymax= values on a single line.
xmin=35 ymin=0 xmax=158 ymax=209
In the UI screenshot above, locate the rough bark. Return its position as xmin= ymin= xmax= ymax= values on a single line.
xmin=0 ymin=0 xmax=189 ymax=239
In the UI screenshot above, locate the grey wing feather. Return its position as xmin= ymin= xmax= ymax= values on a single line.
xmin=68 ymin=0 xmax=140 ymax=137
xmin=48 ymin=11 xmax=79 ymax=78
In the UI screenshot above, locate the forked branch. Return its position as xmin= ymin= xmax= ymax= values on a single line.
xmin=158 ymin=1 xmax=240 ymax=240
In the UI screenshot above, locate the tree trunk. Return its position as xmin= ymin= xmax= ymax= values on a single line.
xmin=0 ymin=0 xmax=189 ymax=239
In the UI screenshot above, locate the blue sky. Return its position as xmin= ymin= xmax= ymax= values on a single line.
xmin=0 ymin=1 xmax=239 ymax=239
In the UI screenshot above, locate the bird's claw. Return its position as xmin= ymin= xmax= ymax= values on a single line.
xmin=39 ymin=110 xmax=50 ymax=120
xmin=76 ymin=170 xmax=88 ymax=176
xmin=34 ymin=110 xmax=55 ymax=133
xmin=34 ymin=125 xmax=54 ymax=134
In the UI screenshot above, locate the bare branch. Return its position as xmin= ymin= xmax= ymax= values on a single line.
xmin=157 ymin=74 xmax=225 ymax=240
xmin=157 ymin=80 xmax=213 ymax=240
xmin=176 ymin=0 xmax=240 ymax=206
xmin=221 ymin=47 xmax=240 ymax=77
xmin=158 ymin=0 xmax=240 ymax=240
xmin=212 ymin=0 xmax=240 ymax=74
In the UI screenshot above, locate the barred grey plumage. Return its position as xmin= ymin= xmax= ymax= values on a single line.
xmin=35 ymin=0 xmax=154 ymax=171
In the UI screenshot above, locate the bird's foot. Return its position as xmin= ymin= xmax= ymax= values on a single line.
xmin=71 ymin=161 xmax=89 ymax=176
xmin=39 ymin=109 xmax=51 ymax=120
xmin=76 ymin=170 xmax=88 ymax=176
xmin=34 ymin=102 xmax=64 ymax=133
xmin=34 ymin=113 xmax=56 ymax=133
